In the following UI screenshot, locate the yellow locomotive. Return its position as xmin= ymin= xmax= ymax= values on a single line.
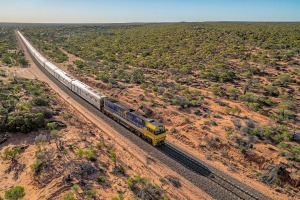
xmin=102 ymin=98 xmax=166 ymax=146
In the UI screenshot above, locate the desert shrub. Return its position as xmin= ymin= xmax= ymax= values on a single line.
xmin=98 ymin=176 xmax=106 ymax=183
xmin=250 ymin=124 xmax=292 ymax=144
xmin=85 ymin=190 xmax=96 ymax=198
xmin=273 ymin=74 xmax=292 ymax=87
xmin=231 ymin=117 xmax=241 ymax=128
xmin=276 ymin=101 xmax=297 ymax=121
xmin=184 ymin=117 xmax=190 ymax=123
xmin=260 ymin=125 xmax=274 ymax=138
xmin=286 ymin=146 xmax=300 ymax=162
xmin=210 ymin=120 xmax=218 ymax=126
xmin=97 ymin=72 xmax=109 ymax=83
xmin=165 ymin=175 xmax=182 ymax=188
xmin=211 ymin=83 xmax=221 ymax=96
xmin=245 ymin=119 xmax=256 ymax=129
xmin=2 ymin=56 xmax=12 ymax=65
xmin=127 ymin=177 xmax=134 ymax=188
xmin=215 ymin=99 xmax=228 ymax=106
xmin=170 ymin=128 xmax=177 ymax=133
xmin=24 ymin=80 xmax=44 ymax=96
xmin=157 ymin=87 xmax=165 ymax=95
xmin=227 ymin=87 xmax=241 ymax=100
xmin=73 ymin=60 xmax=87 ymax=69
xmin=204 ymin=64 xmax=236 ymax=82
xmin=170 ymin=96 xmax=191 ymax=108
xmin=31 ymin=106 xmax=53 ymax=119
xmin=224 ymin=106 xmax=241 ymax=115
xmin=263 ymin=85 xmax=279 ymax=97
xmin=17 ymin=102 xmax=32 ymax=111
xmin=75 ymin=148 xmax=96 ymax=161
xmin=3 ymin=147 xmax=20 ymax=160
xmin=63 ymin=192 xmax=75 ymax=200
xmin=130 ymin=69 xmax=145 ymax=84
xmin=97 ymin=141 xmax=105 ymax=148
xmin=6 ymin=112 xmax=45 ymax=133
xmin=31 ymin=96 xmax=49 ymax=106
xmin=35 ymin=134 xmax=48 ymax=143
xmin=204 ymin=136 xmax=220 ymax=149
xmin=249 ymin=66 xmax=261 ymax=75
xmin=126 ymin=175 xmax=166 ymax=199
xmin=60 ymin=112 xmax=73 ymax=119
xmin=5 ymin=186 xmax=25 ymax=200
xmin=30 ymin=159 xmax=43 ymax=173
xmin=226 ymin=129 xmax=234 ymax=138
xmin=50 ymin=130 xmax=61 ymax=138
xmin=112 ymin=194 xmax=124 ymax=200
xmin=239 ymin=92 xmax=272 ymax=111
xmin=110 ymin=151 xmax=117 ymax=163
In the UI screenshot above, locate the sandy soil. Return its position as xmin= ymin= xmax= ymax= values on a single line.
xmin=0 ymin=31 xmax=213 ymax=200
xmin=53 ymin=50 xmax=298 ymax=199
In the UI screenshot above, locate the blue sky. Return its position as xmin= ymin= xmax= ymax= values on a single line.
xmin=0 ymin=0 xmax=299 ymax=23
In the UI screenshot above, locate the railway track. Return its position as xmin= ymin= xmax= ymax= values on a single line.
xmin=160 ymin=143 xmax=260 ymax=200
xmin=19 ymin=34 xmax=271 ymax=200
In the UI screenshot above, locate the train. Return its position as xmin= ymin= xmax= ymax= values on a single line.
xmin=17 ymin=31 xmax=166 ymax=146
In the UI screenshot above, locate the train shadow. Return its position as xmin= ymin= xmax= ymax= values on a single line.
xmin=158 ymin=144 xmax=212 ymax=177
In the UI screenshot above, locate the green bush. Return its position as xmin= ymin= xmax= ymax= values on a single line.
xmin=31 ymin=96 xmax=49 ymax=106
xmin=75 ymin=148 xmax=96 ymax=160
xmin=3 ymin=147 xmax=20 ymax=160
xmin=130 ymin=69 xmax=144 ymax=84
xmin=5 ymin=186 xmax=25 ymax=200
xmin=204 ymin=64 xmax=236 ymax=82
xmin=73 ymin=60 xmax=87 ymax=69
xmin=112 ymin=194 xmax=124 ymax=200
xmin=239 ymin=92 xmax=273 ymax=112
xmin=85 ymin=190 xmax=96 ymax=198
xmin=274 ymin=74 xmax=292 ymax=87
xmin=263 ymin=85 xmax=279 ymax=97
xmin=249 ymin=66 xmax=261 ymax=75
xmin=110 ymin=151 xmax=117 ymax=163
xmin=227 ymin=87 xmax=240 ymax=100
xmin=63 ymin=192 xmax=75 ymax=200
xmin=98 ymin=176 xmax=106 ymax=183
xmin=46 ymin=122 xmax=56 ymax=130
xmin=211 ymin=83 xmax=221 ymax=96
xmin=30 ymin=159 xmax=43 ymax=173
xmin=127 ymin=177 xmax=134 ymax=188
xmin=6 ymin=112 xmax=45 ymax=133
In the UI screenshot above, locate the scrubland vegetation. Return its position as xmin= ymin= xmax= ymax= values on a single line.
xmin=0 ymin=27 xmax=28 ymax=67
xmin=1 ymin=25 xmax=174 ymax=199
xmin=20 ymin=22 xmax=300 ymax=197
xmin=0 ymin=22 xmax=299 ymax=198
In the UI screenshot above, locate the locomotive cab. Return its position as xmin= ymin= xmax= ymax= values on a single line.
xmin=144 ymin=119 xmax=166 ymax=146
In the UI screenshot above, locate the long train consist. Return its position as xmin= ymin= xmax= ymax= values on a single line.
xmin=17 ymin=31 xmax=166 ymax=146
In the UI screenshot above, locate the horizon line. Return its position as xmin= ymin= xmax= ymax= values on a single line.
xmin=1 ymin=20 xmax=300 ymax=24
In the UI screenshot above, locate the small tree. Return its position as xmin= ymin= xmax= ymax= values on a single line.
xmin=5 ymin=186 xmax=25 ymax=200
